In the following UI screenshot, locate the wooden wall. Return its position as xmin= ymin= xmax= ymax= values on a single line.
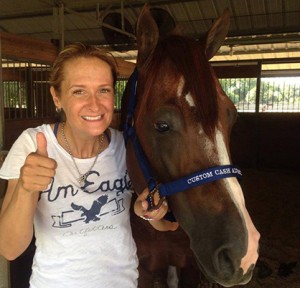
xmin=231 ymin=113 xmax=300 ymax=172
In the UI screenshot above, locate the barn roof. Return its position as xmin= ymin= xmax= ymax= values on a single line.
xmin=0 ymin=0 xmax=299 ymax=63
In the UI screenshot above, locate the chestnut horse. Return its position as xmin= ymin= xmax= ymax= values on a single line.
xmin=122 ymin=5 xmax=260 ymax=288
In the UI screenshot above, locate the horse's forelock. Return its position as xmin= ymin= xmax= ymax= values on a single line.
xmin=145 ymin=35 xmax=219 ymax=138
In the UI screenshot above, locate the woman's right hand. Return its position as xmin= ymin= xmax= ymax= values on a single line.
xmin=20 ymin=132 xmax=57 ymax=193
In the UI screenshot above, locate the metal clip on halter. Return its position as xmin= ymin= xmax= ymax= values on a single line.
xmin=146 ymin=185 xmax=166 ymax=212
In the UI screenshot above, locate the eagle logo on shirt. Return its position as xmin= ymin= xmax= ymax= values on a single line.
xmin=71 ymin=195 xmax=108 ymax=223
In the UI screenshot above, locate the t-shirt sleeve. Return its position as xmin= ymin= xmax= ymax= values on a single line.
xmin=0 ymin=129 xmax=37 ymax=180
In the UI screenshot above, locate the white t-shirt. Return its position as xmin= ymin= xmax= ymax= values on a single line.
xmin=0 ymin=124 xmax=138 ymax=288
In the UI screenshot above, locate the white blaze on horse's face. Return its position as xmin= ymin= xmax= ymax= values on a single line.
xmin=177 ymin=77 xmax=195 ymax=107
xmin=214 ymin=126 xmax=260 ymax=276
xmin=177 ymin=75 xmax=259 ymax=275
xmin=185 ymin=93 xmax=195 ymax=107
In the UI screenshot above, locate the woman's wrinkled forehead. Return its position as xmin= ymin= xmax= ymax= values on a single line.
xmin=61 ymin=56 xmax=114 ymax=84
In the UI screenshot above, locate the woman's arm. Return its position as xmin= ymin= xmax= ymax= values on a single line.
xmin=147 ymin=217 xmax=179 ymax=232
xmin=0 ymin=180 xmax=39 ymax=260
xmin=0 ymin=133 xmax=57 ymax=260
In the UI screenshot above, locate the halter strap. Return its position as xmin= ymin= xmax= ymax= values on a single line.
xmin=123 ymin=69 xmax=242 ymax=221
xmin=123 ymin=69 xmax=138 ymax=145
xmin=159 ymin=165 xmax=242 ymax=196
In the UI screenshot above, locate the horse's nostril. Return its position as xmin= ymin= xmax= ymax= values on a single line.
xmin=215 ymin=248 xmax=235 ymax=279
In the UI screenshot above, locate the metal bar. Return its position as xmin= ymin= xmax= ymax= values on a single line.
xmin=0 ymin=39 xmax=4 ymax=149
xmin=255 ymin=61 xmax=262 ymax=113
xmin=101 ymin=23 xmax=136 ymax=39
xmin=59 ymin=3 xmax=65 ymax=50
xmin=121 ymin=0 xmax=125 ymax=31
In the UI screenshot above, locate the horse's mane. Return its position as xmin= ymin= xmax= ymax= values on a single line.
xmin=144 ymin=34 xmax=219 ymax=138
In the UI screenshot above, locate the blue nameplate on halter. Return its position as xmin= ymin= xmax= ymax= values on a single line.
xmin=145 ymin=164 xmax=242 ymax=222
xmin=158 ymin=165 xmax=242 ymax=197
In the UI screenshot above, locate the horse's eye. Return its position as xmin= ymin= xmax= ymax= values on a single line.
xmin=154 ymin=121 xmax=169 ymax=132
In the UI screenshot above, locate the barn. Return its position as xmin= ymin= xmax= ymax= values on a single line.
xmin=0 ymin=1 xmax=299 ymax=287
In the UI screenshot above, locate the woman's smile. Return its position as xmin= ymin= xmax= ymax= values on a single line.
xmin=82 ymin=114 xmax=104 ymax=121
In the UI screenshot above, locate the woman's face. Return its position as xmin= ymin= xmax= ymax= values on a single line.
xmin=52 ymin=56 xmax=115 ymax=137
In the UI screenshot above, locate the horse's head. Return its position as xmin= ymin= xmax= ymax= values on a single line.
xmin=123 ymin=5 xmax=260 ymax=287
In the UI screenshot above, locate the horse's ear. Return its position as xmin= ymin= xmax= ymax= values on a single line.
xmin=136 ymin=4 xmax=159 ymax=68
xmin=205 ymin=8 xmax=230 ymax=60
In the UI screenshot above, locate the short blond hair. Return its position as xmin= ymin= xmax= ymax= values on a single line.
xmin=49 ymin=43 xmax=117 ymax=94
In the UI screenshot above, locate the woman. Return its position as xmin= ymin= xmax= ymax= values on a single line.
xmin=0 ymin=43 xmax=177 ymax=288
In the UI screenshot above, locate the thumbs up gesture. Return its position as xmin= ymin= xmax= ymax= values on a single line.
xmin=36 ymin=132 xmax=48 ymax=157
xmin=20 ymin=132 xmax=57 ymax=193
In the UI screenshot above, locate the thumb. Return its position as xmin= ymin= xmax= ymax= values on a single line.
xmin=36 ymin=132 xmax=48 ymax=157
xmin=139 ymin=188 xmax=150 ymax=210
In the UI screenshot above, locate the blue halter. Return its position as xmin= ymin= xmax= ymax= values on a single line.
xmin=123 ymin=68 xmax=242 ymax=221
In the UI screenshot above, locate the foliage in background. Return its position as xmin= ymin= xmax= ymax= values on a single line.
xmin=115 ymin=79 xmax=127 ymax=111
xmin=219 ymin=77 xmax=300 ymax=112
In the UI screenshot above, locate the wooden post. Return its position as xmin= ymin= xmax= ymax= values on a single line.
xmin=0 ymin=32 xmax=59 ymax=64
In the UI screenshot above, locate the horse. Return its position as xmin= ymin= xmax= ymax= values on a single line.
xmin=121 ymin=5 xmax=260 ymax=288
